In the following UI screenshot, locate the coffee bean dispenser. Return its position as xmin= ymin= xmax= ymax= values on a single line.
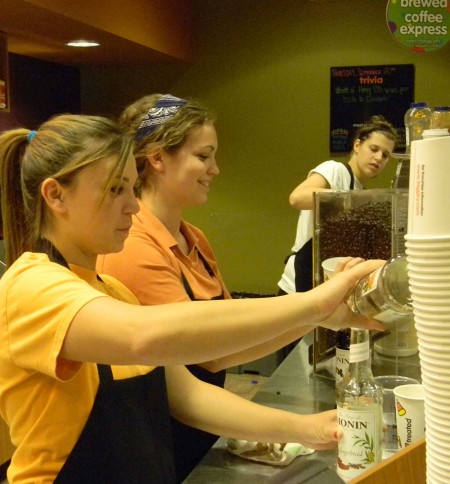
xmin=311 ymin=189 xmax=420 ymax=381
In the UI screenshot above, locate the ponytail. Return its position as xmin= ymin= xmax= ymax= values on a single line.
xmin=0 ymin=129 xmax=32 ymax=265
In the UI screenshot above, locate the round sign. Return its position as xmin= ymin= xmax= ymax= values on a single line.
xmin=386 ymin=0 xmax=450 ymax=53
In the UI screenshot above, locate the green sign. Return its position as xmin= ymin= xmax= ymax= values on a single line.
xmin=386 ymin=0 xmax=450 ymax=53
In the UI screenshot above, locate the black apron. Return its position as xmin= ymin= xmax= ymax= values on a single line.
xmin=38 ymin=240 xmax=176 ymax=483
xmin=293 ymin=163 xmax=355 ymax=292
xmin=171 ymin=249 xmax=226 ymax=483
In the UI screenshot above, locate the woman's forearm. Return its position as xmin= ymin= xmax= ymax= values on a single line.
xmin=167 ymin=367 xmax=339 ymax=450
xmin=200 ymin=325 xmax=315 ymax=373
xmin=62 ymin=260 xmax=384 ymax=367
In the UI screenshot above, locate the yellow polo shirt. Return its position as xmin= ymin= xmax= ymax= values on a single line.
xmin=0 ymin=252 xmax=152 ymax=483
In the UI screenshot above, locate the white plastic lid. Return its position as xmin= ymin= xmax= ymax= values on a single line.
xmin=422 ymin=128 xmax=449 ymax=139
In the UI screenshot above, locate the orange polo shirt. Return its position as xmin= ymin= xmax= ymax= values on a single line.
xmin=97 ymin=201 xmax=231 ymax=305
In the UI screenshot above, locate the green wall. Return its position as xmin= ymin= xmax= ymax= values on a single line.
xmin=81 ymin=0 xmax=450 ymax=294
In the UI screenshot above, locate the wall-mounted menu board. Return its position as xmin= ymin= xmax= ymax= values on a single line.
xmin=330 ymin=64 xmax=414 ymax=153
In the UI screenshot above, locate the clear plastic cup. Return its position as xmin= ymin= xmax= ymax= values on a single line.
xmin=374 ymin=375 xmax=420 ymax=458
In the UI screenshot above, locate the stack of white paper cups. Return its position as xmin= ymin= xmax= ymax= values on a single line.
xmin=406 ymin=135 xmax=450 ymax=484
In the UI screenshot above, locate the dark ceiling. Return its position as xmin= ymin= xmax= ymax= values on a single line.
xmin=0 ymin=0 xmax=194 ymax=67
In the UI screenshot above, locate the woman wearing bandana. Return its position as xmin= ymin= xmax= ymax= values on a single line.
xmin=98 ymin=94 xmax=300 ymax=480
xmin=96 ymin=96 xmax=383 ymax=481
xmin=0 ymin=113 xmax=383 ymax=484
xmin=98 ymin=94 xmax=229 ymax=480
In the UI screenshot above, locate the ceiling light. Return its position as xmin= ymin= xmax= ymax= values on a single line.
xmin=65 ymin=40 xmax=100 ymax=48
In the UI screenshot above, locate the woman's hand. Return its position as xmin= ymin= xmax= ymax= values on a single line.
xmin=296 ymin=409 xmax=342 ymax=450
xmin=308 ymin=258 xmax=386 ymax=332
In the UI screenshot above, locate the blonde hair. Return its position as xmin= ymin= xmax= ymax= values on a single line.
xmin=119 ymin=94 xmax=215 ymax=195
xmin=0 ymin=114 xmax=133 ymax=265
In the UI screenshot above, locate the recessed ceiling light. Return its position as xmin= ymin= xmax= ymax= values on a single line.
xmin=65 ymin=40 xmax=100 ymax=48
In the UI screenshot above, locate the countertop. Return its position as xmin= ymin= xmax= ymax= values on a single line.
xmin=183 ymin=340 xmax=345 ymax=483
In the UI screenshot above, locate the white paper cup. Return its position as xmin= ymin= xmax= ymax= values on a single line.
xmin=415 ymin=320 xmax=450 ymax=330
xmin=425 ymin=420 xmax=450 ymax=442
xmin=412 ymin=297 xmax=450 ymax=308
xmin=393 ymin=384 xmax=425 ymax=449
xmin=427 ymin=395 xmax=450 ymax=410
xmin=426 ymin=447 xmax=450 ymax=468
xmin=406 ymin=249 xmax=450 ymax=258
xmin=419 ymin=360 xmax=450 ymax=376
xmin=405 ymin=233 xmax=450 ymax=242
xmin=421 ymin=371 xmax=450 ymax=386
xmin=321 ymin=257 xmax=347 ymax=281
xmin=427 ymin=412 xmax=450 ymax=432
xmin=416 ymin=333 xmax=450 ymax=346
xmin=419 ymin=344 xmax=450 ymax=360
xmin=405 ymin=234 xmax=450 ymax=243
xmin=416 ymin=329 xmax=450 ymax=338
xmin=408 ymin=265 xmax=450 ymax=275
xmin=427 ymin=446 xmax=450 ymax=463
xmin=411 ymin=289 xmax=450 ymax=299
xmin=412 ymin=301 xmax=450 ymax=311
xmin=408 ymin=137 xmax=450 ymax=236
xmin=427 ymin=415 xmax=450 ymax=434
xmin=422 ymin=378 xmax=450 ymax=396
xmin=406 ymin=248 xmax=450 ymax=255
xmin=407 ymin=259 xmax=450 ymax=268
xmin=407 ymin=272 xmax=450 ymax=282
xmin=418 ymin=341 xmax=450 ymax=353
xmin=426 ymin=464 xmax=449 ymax=484
xmin=410 ymin=282 xmax=450 ymax=292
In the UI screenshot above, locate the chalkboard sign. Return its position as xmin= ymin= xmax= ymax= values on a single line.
xmin=330 ymin=64 xmax=414 ymax=153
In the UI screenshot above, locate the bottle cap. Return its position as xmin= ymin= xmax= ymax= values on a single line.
xmin=422 ymin=129 xmax=450 ymax=139
xmin=410 ymin=102 xmax=428 ymax=108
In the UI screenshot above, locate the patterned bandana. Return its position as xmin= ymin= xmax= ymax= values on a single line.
xmin=135 ymin=94 xmax=187 ymax=141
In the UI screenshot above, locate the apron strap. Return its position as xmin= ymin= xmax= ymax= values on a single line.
xmin=37 ymin=238 xmax=70 ymax=269
xmin=343 ymin=163 xmax=355 ymax=190
xmin=97 ymin=364 xmax=114 ymax=383
xmin=180 ymin=247 xmax=223 ymax=301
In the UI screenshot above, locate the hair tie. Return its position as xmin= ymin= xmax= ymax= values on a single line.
xmin=27 ymin=130 xmax=37 ymax=142
xmin=135 ymin=94 xmax=187 ymax=141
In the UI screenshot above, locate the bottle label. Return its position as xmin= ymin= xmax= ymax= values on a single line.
xmin=337 ymin=407 xmax=380 ymax=481
xmin=349 ymin=341 xmax=369 ymax=363
xmin=360 ymin=266 xmax=382 ymax=297
xmin=335 ymin=348 xmax=349 ymax=384
xmin=371 ymin=308 xmax=407 ymax=324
